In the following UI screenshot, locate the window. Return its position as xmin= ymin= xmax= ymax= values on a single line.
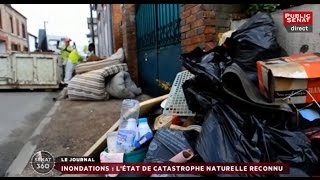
xmin=24 ymin=46 xmax=28 ymax=52
xmin=16 ymin=19 xmax=20 ymax=36
xmin=10 ymin=16 xmax=14 ymax=33
xmin=0 ymin=9 xmax=2 ymax=29
xmin=11 ymin=43 xmax=19 ymax=51
xmin=22 ymin=23 xmax=26 ymax=38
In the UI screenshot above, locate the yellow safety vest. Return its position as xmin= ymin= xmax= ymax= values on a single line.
xmin=69 ymin=49 xmax=83 ymax=64
xmin=60 ymin=45 xmax=73 ymax=61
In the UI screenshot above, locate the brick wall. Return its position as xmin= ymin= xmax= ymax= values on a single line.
xmin=121 ymin=4 xmax=139 ymax=84
xmin=181 ymin=4 xmax=246 ymax=53
xmin=112 ymin=4 xmax=123 ymax=53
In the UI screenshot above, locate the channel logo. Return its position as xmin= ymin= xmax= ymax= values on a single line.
xmin=283 ymin=11 xmax=313 ymax=33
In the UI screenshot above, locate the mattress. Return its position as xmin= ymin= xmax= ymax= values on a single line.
xmin=68 ymin=63 xmax=128 ymax=101
xmin=75 ymin=48 xmax=125 ymax=74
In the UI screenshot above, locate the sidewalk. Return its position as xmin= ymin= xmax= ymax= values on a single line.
xmin=15 ymin=94 xmax=152 ymax=177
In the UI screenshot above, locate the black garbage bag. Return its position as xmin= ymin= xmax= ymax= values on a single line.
xmin=195 ymin=100 xmax=263 ymax=164
xmin=221 ymin=63 xmax=294 ymax=129
xmin=181 ymin=46 xmax=318 ymax=176
xmin=225 ymin=12 xmax=283 ymax=84
xmin=195 ymin=99 xmax=318 ymax=177
xmin=181 ymin=46 xmax=232 ymax=80
xmin=181 ymin=46 xmax=231 ymax=115
xmin=182 ymin=61 xmax=293 ymax=128
xmin=268 ymin=127 xmax=318 ymax=175
xmin=304 ymin=127 xmax=320 ymax=175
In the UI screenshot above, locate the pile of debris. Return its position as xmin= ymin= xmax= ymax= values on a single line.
xmin=66 ymin=48 xmax=142 ymax=101
xmin=99 ymin=12 xmax=320 ymax=177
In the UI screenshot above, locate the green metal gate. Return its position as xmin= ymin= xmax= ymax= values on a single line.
xmin=136 ymin=4 xmax=181 ymax=96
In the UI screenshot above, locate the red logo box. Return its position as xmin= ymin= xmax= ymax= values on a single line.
xmin=283 ymin=11 xmax=313 ymax=25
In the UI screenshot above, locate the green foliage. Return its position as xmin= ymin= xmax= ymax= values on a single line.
xmin=247 ymin=4 xmax=280 ymax=16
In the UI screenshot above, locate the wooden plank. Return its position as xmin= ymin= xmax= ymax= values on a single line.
xmin=83 ymin=94 xmax=169 ymax=157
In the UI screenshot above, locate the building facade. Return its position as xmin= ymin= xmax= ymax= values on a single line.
xmin=86 ymin=17 xmax=99 ymax=55
xmin=120 ymin=4 xmax=246 ymax=96
xmin=0 ymin=4 xmax=28 ymax=53
xmin=92 ymin=4 xmax=247 ymax=96
xmin=28 ymin=33 xmax=37 ymax=52
xmin=92 ymin=4 xmax=113 ymax=58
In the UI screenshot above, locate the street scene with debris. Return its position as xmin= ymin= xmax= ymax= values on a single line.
xmin=0 ymin=3 xmax=320 ymax=178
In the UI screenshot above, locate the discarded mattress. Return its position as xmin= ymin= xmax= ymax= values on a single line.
xmin=106 ymin=71 xmax=142 ymax=99
xmin=75 ymin=48 xmax=125 ymax=74
xmin=68 ymin=63 xmax=128 ymax=100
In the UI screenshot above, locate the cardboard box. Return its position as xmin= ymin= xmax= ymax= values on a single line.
xmin=257 ymin=53 xmax=320 ymax=104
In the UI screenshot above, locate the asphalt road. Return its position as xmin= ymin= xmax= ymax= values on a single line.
xmin=0 ymin=91 xmax=58 ymax=176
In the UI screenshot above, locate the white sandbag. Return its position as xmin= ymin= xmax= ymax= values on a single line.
xmin=106 ymin=71 xmax=142 ymax=99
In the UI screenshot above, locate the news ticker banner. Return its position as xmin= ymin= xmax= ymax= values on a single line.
xmin=30 ymin=151 xmax=291 ymax=175
xmin=54 ymin=163 xmax=290 ymax=175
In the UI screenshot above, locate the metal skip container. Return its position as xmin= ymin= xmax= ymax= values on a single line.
xmin=0 ymin=52 xmax=62 ymax=89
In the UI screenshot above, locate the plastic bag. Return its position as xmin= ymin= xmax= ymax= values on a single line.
xmin=106 ymin=71 xmax=142 ymax=99
xmin=144 ymin=128 xmax=193 ymax=163
xmin=225 ymin=12 xmax=283 ymax=84
xmin=181 ymin=46 xmax=231 ymax=86
xmin=182 ymin=58 xmax=293 ymax=128
xmin=195 ymin=99 xmax=318 ymax=176
xmin=304 ymin=127 xmax=320 ymax=175
xmin=181 ymin=45 xmax=318 ymax=176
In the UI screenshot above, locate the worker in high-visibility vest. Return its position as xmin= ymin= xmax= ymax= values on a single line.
xmin=64 ymin=42 xmax=83 ymax=83
xmin=57 ymin=37 xmax=73 ymax=84
xmin=58 ymin=37 xmax=73 ymax=64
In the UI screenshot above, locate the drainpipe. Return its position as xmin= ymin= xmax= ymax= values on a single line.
xmin=106 ymin=4 xmax=113 ymax=56
xmin=89 ymin=4 xmax=96 ymax=54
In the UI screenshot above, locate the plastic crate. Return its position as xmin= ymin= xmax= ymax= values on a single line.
xmin=163 ymin=71 xmax=195 ymax=116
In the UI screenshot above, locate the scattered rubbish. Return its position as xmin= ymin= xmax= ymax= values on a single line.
xmin=67 ymin=64 xmax=127 ymax=101
xmin=119 ymin=99 xmax=140 ymax=123
xmin=163 ymin=71 xmax=195 ymax=117
xmin=116 ymin=118 xmax=138 ymax=153
xmin=257 ymin=53 xmax=320 ymax=104
xmin=116 ymin=99 xmax=140 ymax=153
xmin=160 ymin=98 xmax=168 ymax=109
xmin=134 ymin=118 xmax=153 ymax=149
xmin=179 ymin=21 xmax=318 ymax=175
xmin=68 ymin=48 xmax=141 ymax=101
xmin=106 ymin=71 xmax=142 ymax=99
xmin=169 ymin=149 xmax=194 ymax=163
xmin=169 ymin=124 xmax=202 ymax=133
xmin=299 ymin=108 xmax=320 ymax=122
xmin=106 ymin=131 xmax=119 ymax=153
xmin=100 ymin=151 xmax=124 ymax=177
xmin=91 ymin=12 xmax=320 ymax=178
xmin=144 ymin=128 xmax=193 ymax=163
xmin=225 ymin=12 xmax=284 ymax=84
xmin=154 ymin=115 xmax=173 ymax=130
xmin=75 ymin=48 xmax=125 ymax=74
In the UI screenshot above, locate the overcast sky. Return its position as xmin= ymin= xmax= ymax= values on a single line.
xmin=12 ymin=4 xmax=93 ymax=47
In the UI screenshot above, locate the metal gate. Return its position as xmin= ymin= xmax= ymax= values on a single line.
xmin=136 ymin=4 xmax=181 ymax=96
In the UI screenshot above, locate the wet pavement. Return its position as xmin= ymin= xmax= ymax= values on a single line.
xmin=0 ymin=91 xmax=58 ymax=176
